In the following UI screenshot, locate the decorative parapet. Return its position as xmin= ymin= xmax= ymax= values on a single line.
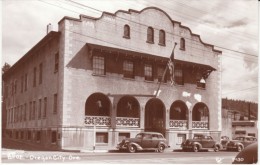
xmin=116 ymin=117 xmax=140 ymax=127
xmin=84 ymin=116 xmax=111 ymax=127
xmin=169 ymin=120 xmax=188 ymax=129
xmin=192 ymin=121 xmax=208 ymax=129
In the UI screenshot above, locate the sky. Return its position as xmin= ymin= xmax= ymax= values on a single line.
xmin=2 ymin=0 xmax=259 ymax=103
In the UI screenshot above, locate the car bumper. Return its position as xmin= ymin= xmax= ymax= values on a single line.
xmin=227 ymin=146 xmax=237 ymax=149
xmin=182 ymin=145 xmax=193 ymax=149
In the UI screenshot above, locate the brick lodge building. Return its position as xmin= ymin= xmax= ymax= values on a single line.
xmin=3 ymin=7 xmax=222 ymax=150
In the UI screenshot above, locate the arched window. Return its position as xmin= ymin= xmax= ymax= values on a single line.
xmin=180 ymin=38 xmax=185 ymax=50
xmin=123 ymin=24 xmax=130 ymax=38
xmin=159 ymin=30 xmax=165 ymax=45
xmin=147 ymin=27 xmax=154 ymax=43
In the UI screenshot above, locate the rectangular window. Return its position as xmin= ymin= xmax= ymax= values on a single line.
xmin=123 ymin=60 xmax=134 ymax=79
xmin=33 ymin=101 xmax=36 ymax=120
xmin=33 ymin=67 xmax=37 ymax=87
xmin=93 ymin=56 xmax=105 ymax=75
xmin=29 ymin=102 xmax=32 ymax=120
xmin=43 ymin=97 xmax=47 ymax=118
xmin=144 ymin=64 xmax=153 ymax=81
xmin=174 ymin=68 xmax=184 ymax=85
xmin=54 ymin=52 xmax=59 ymax=73
xmin=157 ymin=66 xmax=167 ymax=83
xmin=24 ymin=74 xmax=28 ymax=91
xmin=14 ymin=80 xmax=17 ymax=94
xmin=118 ymin=133 xmax=130 ymax=142
xmin=53 ymin=94 xmax=57 ymax=114
xmin=21 ymin=76 xmax=24 ymax=93
xmin=39 ymin=63 xmax=43 ymax=84
xmin=177 ymin=134 xmax=186 ymax=145
xmin=36 ymin=131 xmax=41 ymax=142
xmin=96 ymin=133 xmax=108 ymax=143
xmin=51 ymin=131 xmax=57 ymax=143
xmin=21 ymin=131 xmax=24 ymax=140
xmin=27 ymin=131 xmax=31 ymax=140
xmin=38 ymin=99 xmax=41 ymax=119
xmin=24 ymin=103 xmax=27 ymax=121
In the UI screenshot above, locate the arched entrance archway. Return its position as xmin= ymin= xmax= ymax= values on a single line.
xmin=192 ymin=102 xmax=209 ymax=129
xmin=117 ymin=96 xmax=140 ymax=118
xmin=169 ymin=100 xmax=188 ymax=128
xmin=85 ymin=92 xmax=111 ymax=116
xmin=170 ymin=100 xmax=188 ymax=120
xmin=116 ymin=96 xmax=140 ymax=127
xmin=145 ymin=98 xmax=166 ymax=134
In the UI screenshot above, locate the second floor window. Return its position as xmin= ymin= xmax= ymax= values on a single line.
xmin=157 ymin=66 xmax=167 ymax=83
xmin=174 ymin=68 xmax=184 ymax=85
xmin=180 ymin=38 xmax=185 ymax=50
xmin=93 ymin=55 xmax=105 ymax=75
xmin=53 ymin=94 xmax=57 ymax=114
xmin=43 ymin=97 xmax=47 ymax=118
xmin=147 ymin=27 xmax=154 ymax=43
xmin=38 ymin=99 xmax=41 ymax=119
xmin=21 ymin=76 xmax=24 ymax=93
xmin=33 ymin=67 xmax=36 ymax=87
xmin=39 ymin=63 xmax=43 ymax=84
xmin=159 ymin=30 xmax=165 ymax=45
xmin=123 ymin=24 xmax=130 ymax=38
xmin=24 ymin=74 xmax=28 ymax=91
xmin=144 ymin=64 xmax=153 ymax=81
xmin=54 ymin=52 xmax=59 ymax=73
xmin=123 ymin=60 xmax=134 ymax=79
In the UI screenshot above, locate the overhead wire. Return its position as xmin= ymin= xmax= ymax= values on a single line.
xmin=43 ymin=0 xmax=255 ymax=62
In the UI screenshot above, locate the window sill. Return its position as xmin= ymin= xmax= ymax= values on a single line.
xmin=123 ymin=77 xmax=135 ymax=81
xmin=196 ymin=87 xmax=206 ymax=90
xmin=179 ymin=48 xmax=185 ymax=51
xmin=144 ymin=80 xmax=154 ymax=83
xmin=158 ymin=43 xmax=166 ymax=46
xmin=123 ymin=36 xmax=130 ymax=39
xmin=92 ymin=73 xmax=106 ymax=77
xmin=146 ymin=41 xmax=154 ymax=44
xmin=96 ymin=143 xmax=108 ymax=146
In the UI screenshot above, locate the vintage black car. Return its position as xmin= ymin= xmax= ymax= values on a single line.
xmin=181 ymin=134 xmax=222 ymax=152
xmin=117 ymin=132 xmax=169 ymax=153
xmin=227 ymin=136 xmax=257 ymax=152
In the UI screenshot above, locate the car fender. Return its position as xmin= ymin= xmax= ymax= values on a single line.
xmin=158 ymin=141 xmax=168 ymax=148
xmin=192 ymin=142 xmax=202 ymax=149
xmin=128 ymin=142 xmax=143 ymax=150
xmin=236 ymin=142 xmax=244 ymax=149
xmin=214 ymin=142 xmax=223 ymax=149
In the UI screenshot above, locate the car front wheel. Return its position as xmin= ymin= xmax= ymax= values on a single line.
xmin=237 ymin=145 xmax=243 ymax=152
xmin=193 ymin=145 xmax=199 ymax=152
xmin=157 ymin=144 xmax=165 ymax=153
xmin=128 ymin=144 xmax=137 ymax=153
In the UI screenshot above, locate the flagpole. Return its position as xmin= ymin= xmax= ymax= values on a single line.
xmin=154 ymin=42 xmax=177 ymax=98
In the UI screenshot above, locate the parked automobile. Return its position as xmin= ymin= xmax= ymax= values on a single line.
xmin=226 ymin=136 xmax=257 ymax=152
xmin=220 ymin=136 xmax=230 ymax=149
xmin=117 ymin=132 xmax=169 ymax=153
xmin=181 ymin=134 xmax=222 ymax=152
xmin=232 ymin=142 xmax=258 ymax=164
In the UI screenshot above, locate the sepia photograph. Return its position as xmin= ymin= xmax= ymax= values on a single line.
xmin=1 ymin=0 xmax=258 ymax=164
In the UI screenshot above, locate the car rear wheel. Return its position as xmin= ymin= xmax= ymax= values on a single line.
xmin=237 ymin=145 xmax=242 ymax=152
xmin=193 ymin=145 xmax=199 ymax=152
xmin=128 ymin=144 xmax=137 ymax=153
xmin=214 ymin=145 xmax=220 ymax=152
xmin=157 ymin=144 xmax=165 ymax=153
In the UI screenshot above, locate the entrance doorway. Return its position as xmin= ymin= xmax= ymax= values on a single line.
xmin=145 ymin=98 xmax=166 ymax=135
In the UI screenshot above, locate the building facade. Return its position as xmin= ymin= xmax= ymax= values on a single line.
xmin=3 ymin=7 xmax=222 ymax=150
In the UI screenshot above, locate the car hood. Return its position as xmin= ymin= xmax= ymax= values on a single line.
xmin=123 ymin=138 xmax=140 ymax=143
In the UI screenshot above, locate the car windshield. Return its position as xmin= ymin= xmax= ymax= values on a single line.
xmin=235 ymin=137 xmax=244 ymax=141
xmin=135 ymin=133 xmax=143 ymax=139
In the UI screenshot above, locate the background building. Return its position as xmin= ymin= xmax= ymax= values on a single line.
xmin=3 ymin=7 xmax=222 ymax=150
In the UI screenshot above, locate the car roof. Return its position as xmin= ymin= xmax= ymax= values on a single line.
xmin=139 ymin=132 xmax=163 ymax=135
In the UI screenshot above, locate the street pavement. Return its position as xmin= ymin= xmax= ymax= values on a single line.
xmin=2 ymin=138 xmax=238 ymax=164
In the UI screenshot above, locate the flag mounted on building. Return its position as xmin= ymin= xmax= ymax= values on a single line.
xmin=168 ymin=47 xmax=175 ymax=85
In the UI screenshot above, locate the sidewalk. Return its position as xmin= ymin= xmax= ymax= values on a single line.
xmin=2 ymin=138 xmax=176 ymax=153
